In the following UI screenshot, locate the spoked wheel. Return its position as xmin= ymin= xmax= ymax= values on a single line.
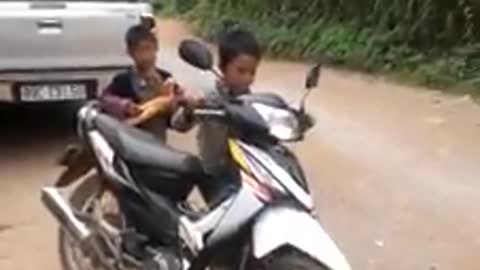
xmin=58 ymin=175 xmax=136 ymax=270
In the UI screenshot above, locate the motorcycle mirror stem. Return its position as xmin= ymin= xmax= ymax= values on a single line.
xmin=210 ymin=66 xmax=224 ymax=81
xmin=298 ymin=63 xmax=322 ymax=113
xmin=298 ymin=88 xmax=313 ymax=114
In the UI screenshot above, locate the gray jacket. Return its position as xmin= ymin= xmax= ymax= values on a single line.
xmin=171 ymin=82 xmax=247 ymax=177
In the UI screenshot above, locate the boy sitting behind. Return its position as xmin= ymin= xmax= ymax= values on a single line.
xmin=100 ymin=24 xmax=188 ymax=142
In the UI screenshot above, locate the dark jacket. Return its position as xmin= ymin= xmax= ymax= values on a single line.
xmin=99 ymin=67 xmax=178 ymax=142
xmin=100 ymin=68 xmax=171 ymax=119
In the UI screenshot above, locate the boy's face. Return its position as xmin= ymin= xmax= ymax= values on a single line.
xmin=129 ymin=39 xmax=158 ymax=72
xmin=222 ymin=53 xmax=259 ymax=94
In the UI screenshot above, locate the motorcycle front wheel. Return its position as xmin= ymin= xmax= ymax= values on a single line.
xmin=260 ymin=248 xmax=329 ymax=270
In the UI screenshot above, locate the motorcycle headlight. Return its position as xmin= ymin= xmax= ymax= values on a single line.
xmin=252 ymin=103 xmax=300 ymax=141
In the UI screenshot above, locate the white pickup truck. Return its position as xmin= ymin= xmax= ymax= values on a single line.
xmin=0 ymin=0 xmax=155 ymax=104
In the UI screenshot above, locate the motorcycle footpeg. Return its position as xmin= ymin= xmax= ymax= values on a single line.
xmin=121 ymin=230 xmax=149 ymax=259
xmin=143 ymin=251 xmax=182 ymax=270
xmin=177 ymin=202 xmax=207 ymax=221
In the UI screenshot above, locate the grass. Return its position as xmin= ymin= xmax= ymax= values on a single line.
xmin=155 ymin=0 xmax=480 ymax=98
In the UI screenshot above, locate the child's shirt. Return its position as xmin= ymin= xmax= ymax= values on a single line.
xmin=171 ymin=80 xmax=251 ymax=177
xmin=100 ymin=67 xmax=175 ymax=142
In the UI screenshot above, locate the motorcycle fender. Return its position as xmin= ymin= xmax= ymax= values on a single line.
xmin=252 ymin=206 xmax=351 ymax=270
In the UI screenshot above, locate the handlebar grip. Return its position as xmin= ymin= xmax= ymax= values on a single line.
xmin=193 ymin=109 xmax=226 ymax=117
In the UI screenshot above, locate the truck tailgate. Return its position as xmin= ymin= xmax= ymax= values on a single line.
xmin=0 ymin=2 xmax=151 ymax=71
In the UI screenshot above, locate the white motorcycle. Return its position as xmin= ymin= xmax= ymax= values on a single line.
xmin=40 ymin=39 xmax=351 ymax=270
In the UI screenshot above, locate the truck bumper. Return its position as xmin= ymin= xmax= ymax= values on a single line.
xmin=0 ymin=66 xmax=129 ymax=104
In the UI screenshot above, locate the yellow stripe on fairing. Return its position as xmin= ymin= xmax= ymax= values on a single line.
xmin=227 ymin=139 xmax=250 ymax=173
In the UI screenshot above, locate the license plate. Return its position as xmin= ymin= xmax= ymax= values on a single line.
xmin=19 ymin=83 xmax=87 ymax=102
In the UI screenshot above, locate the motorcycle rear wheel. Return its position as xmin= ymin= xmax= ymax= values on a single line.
xmin=58 ymin=175 xmax=123 ymax=270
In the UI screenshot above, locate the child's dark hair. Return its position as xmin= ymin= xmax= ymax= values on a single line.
xmin=125 ymin=24 xmax=157 ymax=51
xmin=218 ymin=29 xmax=262 ymax=70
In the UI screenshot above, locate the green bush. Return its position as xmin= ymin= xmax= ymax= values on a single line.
xmin=153 ymin=0 xmax=197 ymax=15
xmin=160 ymin=0 xmax=480 ymax=95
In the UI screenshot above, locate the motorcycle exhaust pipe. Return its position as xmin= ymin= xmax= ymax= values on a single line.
xmin=41 ymin=187 xmax=92 ymax=242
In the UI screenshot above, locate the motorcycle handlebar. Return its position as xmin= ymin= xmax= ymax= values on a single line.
xmin=192 ymin=108 xmax=226 ymax=118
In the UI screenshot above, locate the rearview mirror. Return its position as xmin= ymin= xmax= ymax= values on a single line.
xmin=305 ymin=64 xmax=321 ymax=89
xmin=178 ymin=39 xmax=213 ymax=71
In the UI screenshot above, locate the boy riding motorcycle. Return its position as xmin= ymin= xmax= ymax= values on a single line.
xmin=171 ymin=28 xmax=263 ymax=204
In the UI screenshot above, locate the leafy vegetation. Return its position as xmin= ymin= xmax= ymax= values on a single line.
xmin=156 ymin=0 xmax=480 ymax=95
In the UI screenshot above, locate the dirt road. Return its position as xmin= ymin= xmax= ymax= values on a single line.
xmin=1 ymin=19 xmax=479 ymax=270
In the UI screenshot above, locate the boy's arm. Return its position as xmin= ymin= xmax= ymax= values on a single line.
xmin=169 ymin=86 xmax=221 ymax=132
xmin=127 ymin=95 xmax=173 ymax=126
xmin=169 ymin=106 xmax=196 ymax=132
xmin=168 ymin=81 xmax=212 ymax=132
xmin=99 ymin=75 xmax=137 ymax=119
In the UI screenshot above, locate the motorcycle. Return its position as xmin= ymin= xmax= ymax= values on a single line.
xmin=40 ymin=39 xmax=352 ymax=270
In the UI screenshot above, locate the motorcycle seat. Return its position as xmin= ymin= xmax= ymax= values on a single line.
xmin=94 ymin=113 xmax=204 ymax=177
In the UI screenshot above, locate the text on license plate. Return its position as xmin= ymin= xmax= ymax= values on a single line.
xmin=20 ymin=83 xmax=87 ymax=102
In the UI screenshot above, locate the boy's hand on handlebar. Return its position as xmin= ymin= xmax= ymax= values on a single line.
xmin=169 ymin=82 xmax=205 ymax=109
xmin=174 ymin=95 xmax=204 ymax=108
